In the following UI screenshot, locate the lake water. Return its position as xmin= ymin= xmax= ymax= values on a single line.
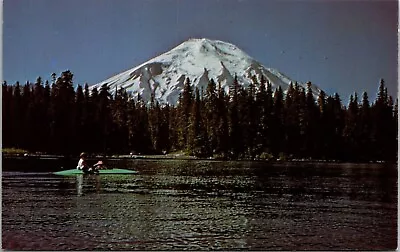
xmin=2 ymin=159 xmax=397 ymax=250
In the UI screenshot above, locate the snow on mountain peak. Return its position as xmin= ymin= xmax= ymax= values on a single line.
xmin=90 ymin=38 xmax=320 ymax=104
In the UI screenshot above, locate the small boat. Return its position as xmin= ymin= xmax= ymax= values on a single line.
xmin=54 ymin=168 xmax=138 ymax=176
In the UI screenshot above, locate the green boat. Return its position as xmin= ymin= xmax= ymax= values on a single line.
xmin=54 ymin=168 xmax=138 ymax=176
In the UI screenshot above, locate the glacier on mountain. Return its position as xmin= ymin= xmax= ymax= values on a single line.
xmin=90 ymin=38 xmax=320 ymax=104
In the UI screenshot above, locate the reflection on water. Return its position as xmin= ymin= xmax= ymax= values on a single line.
xmin=2 ymin=160 xmax=397 ymax=250
xmin=76 ymin=175 xmax=101 ymax=196
xmin=76 ymin=174 xmax=83 ymax=196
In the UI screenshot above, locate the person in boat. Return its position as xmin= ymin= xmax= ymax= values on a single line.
xmin=76 ymin=152 xmax=92 ymax=173
xmin=92 ymin=160 xmax=105 ymax=172
xmin=76 ymin=152 xmax=88 ymax=170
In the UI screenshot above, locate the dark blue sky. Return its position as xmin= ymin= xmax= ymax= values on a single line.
xmin=4 ymin=0 xmax=398 ymax=103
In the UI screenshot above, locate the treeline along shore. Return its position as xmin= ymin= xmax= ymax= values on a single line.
xmin=2 ymin=70 xmax=397 ymax=162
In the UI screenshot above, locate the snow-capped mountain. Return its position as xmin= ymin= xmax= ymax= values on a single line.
xmin=90 ymin=38 xmax=320 ymax=105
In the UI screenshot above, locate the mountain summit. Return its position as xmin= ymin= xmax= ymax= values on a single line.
xmin=90 ymin=38 xmax=319 ymax=104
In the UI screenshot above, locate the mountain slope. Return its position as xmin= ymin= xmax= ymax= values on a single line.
xmin=90 ymin=38 xmax=320 ymax=104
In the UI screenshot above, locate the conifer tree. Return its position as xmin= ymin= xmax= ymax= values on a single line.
xmin=204 ymin=79 xmax=218 ymax=153
xmin=168 ymin=105 xmax=179 ymax=152
xmin=49 ymin=71 xmax=76 ymax=154
xmin=371 ymin=79 xmax=392 ymax=160
xmin=148 ymin=96 xmax=159 ymax=152
xmin=357 ymin=91 xmax=372 ymax=160
xmin=255 ymin=76 xmax=267 ymax=153
xmin=386 ymin=96 xmax=397 ymax=161
xmin=177 ymin=77 xmax=193 ymax=150
xmin=245 ymin=76 xmax=257 ymax=157
xmin=323 ymin=95 xmax=342 ymax=160
xmin=228 ymin=75 xmax=242 ymax=158
xmin=87 ymin=87 xmax=101 ymax=152
xmin=110 ymin=88 xmax=130 ymax=153
xmin=6 ymin=81 xmax=26 ymax=149
xmin=304 ymin=82 xmax=319 ymax=158
xmin=284 ymin=82 xmax=300 ymax=157
xmin=98 ymin=83 xmax=113 ymax=154
xmin=314 ymin=90 xmax=328 ymax=158
xmin=159 ymin=104 xmax=171 ymax=153
xmin=343 ymin=94 xmax=359 ymax=160
xmin=216 ymin=81 xmax=229 ymax=158
xmin=271 ymin=86 xmax=285 ymax=158
xmin=297 ymin=86 xmax=307 ymax=157
xmin=21 ymin=82 xmax=33 ymax=150
xmin=332 ymin=93 xmax=345 ymax=160
xmin=393 ymin=98 xmax=398 ymax=160
xmin=188 ymin=88 xmax=208 ymax=156
xmin=42 ymin=80 xmax=51 ymax=150
xmin=126 ymin=95 xmax=138 ymax=153
xmin=237 ymin=85 xmax=249 ymax=156
xmin=29 ymin=77 xmax=47 ymax=151
xmin=263 ymin=80 xmax=274 ymax=153
xmin=2 ymin=81 xmax=12 ymax=148
xmin=136 ymin=101 xmax=154 ymax=154
xmin=77 ymin=83 xmax=92 ymax=152
xmin=74 ymin=85 xmax=85 ymax=151
xmin=148 ymin=97 xmax=170 ymax=153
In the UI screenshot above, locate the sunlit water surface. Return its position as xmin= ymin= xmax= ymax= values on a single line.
xmin=2 ymin=160 xmax=397 ymax=250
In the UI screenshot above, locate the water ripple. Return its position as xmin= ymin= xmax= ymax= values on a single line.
xmin=2 ymin=162 xmax=397 ymax=250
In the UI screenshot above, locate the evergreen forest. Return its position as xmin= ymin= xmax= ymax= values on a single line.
xmin=2 ymin=70 xmax=398 ymax=162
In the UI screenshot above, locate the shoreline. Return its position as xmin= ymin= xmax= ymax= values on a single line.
xmin=2 ymin=153 xmax=394 ymax=165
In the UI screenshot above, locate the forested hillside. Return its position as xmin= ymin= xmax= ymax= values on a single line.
xmin=2 ymin=70 xmax=397 ymax=162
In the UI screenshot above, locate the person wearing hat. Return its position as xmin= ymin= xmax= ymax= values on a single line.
xmin=76 ymin=152 xmax=90 ymax=173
